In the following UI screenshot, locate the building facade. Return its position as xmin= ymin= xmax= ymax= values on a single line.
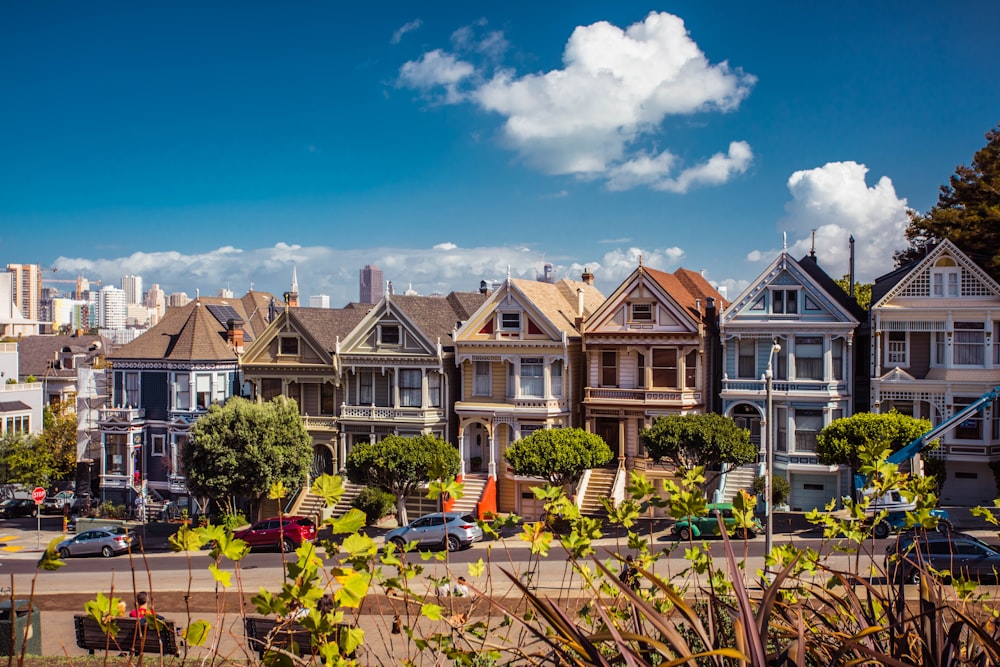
xmin=870 ymin=240 xmax=1000 ymax=506
xmin=359 ymin=265 xmax=384 ymax=305
xmin=720 ymin=252 xmax=864 ymax=511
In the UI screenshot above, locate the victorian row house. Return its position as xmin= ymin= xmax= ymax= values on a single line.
xmin=98 ymin=291 xmax=275 ymax=507
xmin=719 ymin=251 xmax=865 ymax=511
xmin=870 ymin=239 xmax=1000 ymax=506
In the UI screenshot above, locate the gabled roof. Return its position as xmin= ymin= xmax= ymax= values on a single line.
xmin=387 ymin=292 xmax=488 ymax=344
xmin=288 ymin=307 xmax=373 ymax=352
xmin=871 ymin=239 xmax=1000 ymax=308
xmin=15 ymin=334 xmax=106 ymax=378
xmin=647 ymin=267 xmax=728 ymax=319
xmin=110 ymin=292 xmax=278 ymax=362
xmin=722 ymin=252 xmax=861 ymax=325
xmin=510 ymin=278 xmax=605 ymax=333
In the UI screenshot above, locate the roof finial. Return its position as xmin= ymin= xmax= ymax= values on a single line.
xmin=782 ymin=232 xmax=787 ymax=251
xmin=639 ymin=254 xmax=643 ymax=267
xmin=506 ymin=265 xmax=511 ymax=280
xmin=810 ymin=229 xmax=816 ymax=257
xmin=291 ymin=265 xmax=298 ymax=293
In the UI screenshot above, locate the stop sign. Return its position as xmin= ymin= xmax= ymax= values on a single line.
xmin=32 ymin=487 xmax=45 ymax=504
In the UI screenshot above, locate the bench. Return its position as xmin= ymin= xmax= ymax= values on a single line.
xmin=244 ymin=616 xmax=355 ymax=659
xmin=73 ymin=615 xmax=180 ymax=656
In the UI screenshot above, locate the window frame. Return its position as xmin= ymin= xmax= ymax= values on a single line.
xmin=629 ymin=302 xmax=654 ymax=323
xmin=650 ymin=348 xmax=678 ymax=389
xmin=886 ymin=331 xmax=908 ymax=367
xmin=794 ymin=336 xmax=824 ymax=381
xmin=379 ymin=324 xmax=401 ymax=346
xmin=398 ymin=369 xmax=422 ymax=407
xmin=600 ymin=350 xmax=617 ymax=387
xmin=151 ymin=434 xmax=166 ymax=457
xmin=519 ymin=357 xmax=544 ymax=398
xmin=771 ymin=289 xmax=799 ymax=315
xmin=500 ymin=312 xmax=521 ymax=331
xmin=278 ymin=336 xmax=299 ymax=356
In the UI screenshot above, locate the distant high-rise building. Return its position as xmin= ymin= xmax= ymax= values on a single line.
xmin=97 ymin=285 xmax=127 ymax=329
xmin=144 ymin=284 xmax=166 ymax=318
xmin=5 ymin=263 xmax=41 ymax=320
xmin=121 ymin=274 xmax=143 ymax=305
xmin=360 ymin=265 xmax=383 ymax=304
xmin=167 ymin=292 xmax=190 ymax=308
xmin=309 ymin=294 xmax=330 ymax=308
xmin=218 ymin=288 xmax=234 ymax=299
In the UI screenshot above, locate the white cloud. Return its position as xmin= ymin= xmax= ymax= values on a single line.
xmin=398 ymin=50 xmax=476 ymax=103
xmin=451 ymin=20 xmax=508 ymax=60
xmin=50 ymin=242 xmax=694 ymax=307
xmin=746 ymin=161 xmax=911 ymax=282
xmin=400 ymin=11 xmax=755 ymax=191
xmin=391 ymin=19 xmax=422 ymax=45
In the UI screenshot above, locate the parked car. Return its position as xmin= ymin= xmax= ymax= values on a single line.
xmin=0 ymin=498 xmax=38 ymax=519
xmin=41 ymin=491 xmax=76 ymax=515
xmin=885 ymin=531 xmax=1000 ymax=584
xmin=234 ymin=516 xmax=317 ymax=552
xmin=672 ymin=503 xmax=763 ymax=540
xmin=384 ymin=512 xmax=484 ymax=552
xmin=56 ymin=526 xmax=132 ymax=558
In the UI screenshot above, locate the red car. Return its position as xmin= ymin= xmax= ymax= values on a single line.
xmin=234 ymin=516 xmax=317 ymax=552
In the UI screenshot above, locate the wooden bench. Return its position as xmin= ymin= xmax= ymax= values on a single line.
xmin=244 ymin=616 xmax=355 ymax=659
xmin=73 ymin=615 xmax=180 ymax=656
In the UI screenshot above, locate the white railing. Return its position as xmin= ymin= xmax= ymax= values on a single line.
xmin=722 ymin=379 xmax=846 ymax=393
xmin=585 ymin=388 xmax=702 ymax=403
xmin=99 ymin=407 xmax=145 ymax=421
xmin=302 ymin=415 xmax=338 ymax=429
xmin=338 ymin=405 xmax=445 ymax=422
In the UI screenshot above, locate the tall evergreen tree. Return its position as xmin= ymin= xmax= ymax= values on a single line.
xmin=896 ymin=125 xmax=1000 ymax=279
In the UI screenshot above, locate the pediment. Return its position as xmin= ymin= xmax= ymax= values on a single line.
xmin=456 ymin=281 xmax=565 ymax=343
xmin=879 ymin=367 xmax=917 ymax=382
xmin=241 ymin=311 xmax=332 ymax=366
xmin=586 ymin=269 xmax=697 ymax=334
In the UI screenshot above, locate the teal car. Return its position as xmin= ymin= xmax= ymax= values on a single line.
xmin=672 ymin=503 xmax=763 ymax=540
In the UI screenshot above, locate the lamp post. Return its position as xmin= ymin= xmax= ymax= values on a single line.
xmin=764 ymin=339 xmax=781 ymax=566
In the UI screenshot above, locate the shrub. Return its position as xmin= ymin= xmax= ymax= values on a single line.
xmin=753 ymin=474 xmax=791 ymax=506
xmin=97 ymin=501 xmax=126 ymax=519
xmin=218 ymin=510 xmax=247 ymax=530
xmin=352 ymin=487 xmax=396 ymax=524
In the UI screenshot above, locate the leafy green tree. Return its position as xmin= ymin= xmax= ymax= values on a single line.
xmin=504 ymin=427 xmax=613 ymax=488
xmin=0 ymin=432 xmax=56 ymax=488
xmin=834 ymin=275 xmax=872 ymax=311
xmin=345 ymin=434 xmax=460 ymax=526
xmin=639 ymin=413 xmax=755 ymax=486
xmin=896 ymin=124 xmax=1000 ymax=279
xmin=183 ymin=396 xmax=312 ymax=513
xmin=816 ymin=411 xmax=932 ymax=490
xmin=38 ymin=400 xmax=78 ymax=480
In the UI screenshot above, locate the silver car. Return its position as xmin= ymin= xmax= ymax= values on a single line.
xmin=56 ymin=526 xmax=133 ymax=558
xmin=384 ymin=512 xmax=484 ymax=552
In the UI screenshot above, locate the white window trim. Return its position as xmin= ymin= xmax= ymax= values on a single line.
xmin=278 ymin=336 xmax=299 ymax=356
xmin=378 ymin=323 xmax=401 ymax=346
xmin=770 ymin=287 xmax=801 ymax=315
xmin=500 ymin=311 xmax=521 ymax=331
xmin=885 ymin=331 xmax=909 ymax=368
xmin=629 ymin=302 xmax=654 ymax=323
xmin=151 ymin=434 xmax=166 ymax=457
xmin=472 ymin=361 xmax=491 ymax=397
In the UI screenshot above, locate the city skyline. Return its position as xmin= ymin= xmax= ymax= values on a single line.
xmin=2 ymin=2 xmax=999 ymax=306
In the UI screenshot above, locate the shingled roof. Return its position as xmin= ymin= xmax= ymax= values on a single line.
xmin=645 ymin=267 xmax=728 ymax=320
xmin=109 ymin=293 xmax=278 ymax=362
xmin=388 ymin=292 xmax=488 ymax=345
xmin=16 ymin=334 xmax=106 ymax=379
xmin=288 ymin=306 xmax=374 ymax=352
xmin=511 ymin=278 xmax=605 ymax=333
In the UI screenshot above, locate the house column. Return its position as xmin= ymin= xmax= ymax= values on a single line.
xmin=339 ymin=433 xmax=347 ymax=472
xmin=487 ymin=431 xmax=497 ymax=477
xmin=458 ymin=424 xmax=467 ymax=476
xmin=421 ymin=369 xmax=429 ymax=408
xmin=392 ymin=369 xmax=400 ymax=407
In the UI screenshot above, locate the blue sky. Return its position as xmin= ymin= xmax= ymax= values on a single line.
xmin=2 ymin=2 xmax=998 ymax=306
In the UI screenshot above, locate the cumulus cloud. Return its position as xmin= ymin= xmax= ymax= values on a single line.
xmin=398 ymin=11 xmax=755 ymax=191
xmin=391 ymin=19 xmax=422 ymax=45
xmin=398 ymin=50 xmax=476 ymax=103
xmin=50 ymin=242 xmax=695 ymax=308
xmin=451 ymin=19 xmax=508 ymax=60
xmin=746 ymin=161 xmax=911 ymax=282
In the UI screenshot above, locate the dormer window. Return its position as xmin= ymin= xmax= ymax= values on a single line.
xmin=772 ymin=289 xmax=798 ymax=314
xmin=379 ymin=324 xmax=400 ymax=346
xmin=932 ymin=259 xmax=960 ymax=297
xmin=279 ymin=336 xmax=299 ymax=356
xmin=500 ymin=312 xmax=521 ymax=331
xmin=630 ymin=302 xmax=653 ymax=322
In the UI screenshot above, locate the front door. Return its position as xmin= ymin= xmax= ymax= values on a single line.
xmin=595 ymin=418 xmax=621 ymax=460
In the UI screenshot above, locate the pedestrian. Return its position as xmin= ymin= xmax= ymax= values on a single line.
xmin=453 ymin=577 xmax=473 ymax=598
xmin=619 ymin=556 xmax=639 ymax=591
xmin=130 ymin=591 xmax=155 ymax=619
xmin=317 ymin=594 xmax=334 ymax=615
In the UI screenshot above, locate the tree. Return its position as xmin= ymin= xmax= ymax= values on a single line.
xmin=183 ymin=396 xmax=312 ymax=513
xmin=345 ymin=434 xmax=460 ymax=527
xmin=38 ymin=400 xmax=78 ymax=481
xmin=834 ymin=275 xmax=872 ymax=311
xmin=639 ymin=413 xmax=755 ymax=486
xmin=815 ymin=411 xmax=932 ymax=488
xmin=0 ymin=432 xmax=56 ymax=488
xmin=504 ymin=427 xmax=613 ymax=488
xmin=896 ymin=125 xmax=1000 ymax=279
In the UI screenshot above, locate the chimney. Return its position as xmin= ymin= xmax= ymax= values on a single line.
xmin=577 ymin=288 xmax=585 ymax=319
xmin=227 ymin=318 xmax=245 ymax=352
xmin=581 ymin=267 xmax=594 ymax=285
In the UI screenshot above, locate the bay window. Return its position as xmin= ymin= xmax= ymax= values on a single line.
xmin=737 ymin=339 xmax=755 ymax=378
xmin=520 ymin=358 xmax=544 ymax=397
xmin=473 ymin=361 xmax=491 ymax=396
xmin=953 ymin=323 xmax=985 ymax=366
xmin=551 ymin=360 xmax=563 ymax=397
xmin=399 ymin=369 xmax=422 ymax=407
xmin=651 ymin=349 xmax=678 ymax=388
xmin=795 ymin=336 xmax=823 ymax=380
xmin=428 ymin=372 xmax=441 ymax=408
xmin=601 ymin=350 xmax=617 ymax=387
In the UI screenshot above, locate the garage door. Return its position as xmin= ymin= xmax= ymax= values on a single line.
xmin=790 ymin=473 xmax=835 ymax=512
xmin=941 ymin=463 xmax=994 ymax=506
xmin=518 ymin=484 xmax=546 ymax=521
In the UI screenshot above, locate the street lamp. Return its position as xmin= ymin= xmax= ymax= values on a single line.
xmin=763 ymin=339 xmax=781 ymax=567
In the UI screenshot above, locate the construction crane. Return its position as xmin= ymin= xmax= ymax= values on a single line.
xmin=43 ymin=271 xmax=103 ymax=299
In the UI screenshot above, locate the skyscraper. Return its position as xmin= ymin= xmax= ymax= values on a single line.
xmin=122 ymin=274 xmax=143 ymax=305
xmin=5 ymin=263 xmax=41 ymax=320
xmin=359 ymin=264 xmax=383 ymax=304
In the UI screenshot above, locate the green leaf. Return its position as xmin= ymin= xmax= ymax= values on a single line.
xmin=208 ymin=563 xmax=232 ymax=587
xmin=330 ymin=508 xmax=367 ymax=535
xmin=312 ymin=473 xmax=346 ymax=507
xmin=183 ymin=620 xmax=211 ymax=646
xmin=169 ymin=524 xmax=204 ymax=552
xmin=36 ymin=536 xmax=66 ymax=571
xmin=468 ymin=558 xmax=485 ymax=578
xmin=340 ymin=532 xmax=377 ymax=558
xmin=333 ymin=571 xmax=371 ymax=608
xmin=340 ymin=626 xmax=364 ymax=656
xmin=421 ymin=603 xmax=444 ymax=621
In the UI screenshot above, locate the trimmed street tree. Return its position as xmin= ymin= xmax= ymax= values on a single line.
xmin=38 ymin=400 xmax=78 ymax=481
xmin=345 ymin=433 xmax=460 ymax=527
xmin=183 ymin=396 xmax=313 ymax=514
xmin=504 ymin=427 xmax=613 ymax=487
xmin=896 ymin=124 xmax=1000 ymax=279
xmin=816 ymin=410 xmax=932 ymax=492
xmin=639 ymin=413 xmax=755 ymax=486
xmin=0 ymin=432 xmax=56 ymax=489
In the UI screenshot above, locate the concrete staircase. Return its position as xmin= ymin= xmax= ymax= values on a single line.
xmin=580 ymin=467 xmax=617 ymax=515
xmin=721 ymin=464 xmax=758 ymax=503
xmin=289 ymin=480 xmax=364 ymax=520
xmin=452 ymin=474 xmax=487 ymax=514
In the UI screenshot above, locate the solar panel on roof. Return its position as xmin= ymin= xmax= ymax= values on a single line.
xmin=206 ymin=304 xmax=241 ymax=327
